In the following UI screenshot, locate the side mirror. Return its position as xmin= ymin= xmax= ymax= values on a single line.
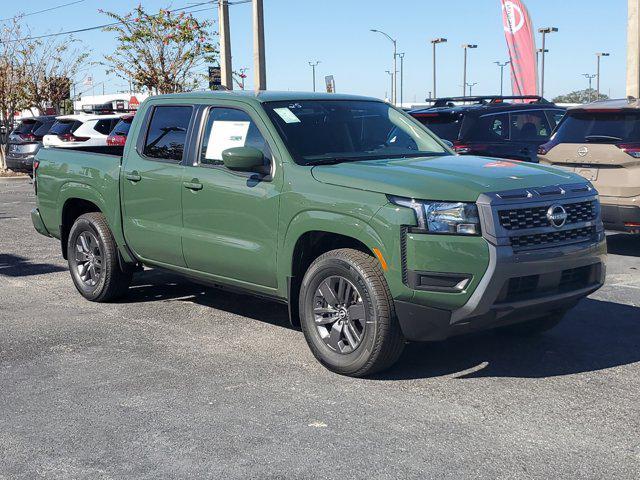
xmin=442 ymin=139 xmax=454 ymax=149
xmin=221 ymin=146 xmax=264 ymax=172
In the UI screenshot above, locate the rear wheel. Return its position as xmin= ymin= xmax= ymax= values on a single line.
xmin=497 ymin=311 xmax=566 ymax=336
xmin=67 ymin=212 xmax=132 ymax=302
xmin=299 ymin=248 xmax=405 ymax=377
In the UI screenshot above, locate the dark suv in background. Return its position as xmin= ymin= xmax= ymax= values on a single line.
xmin=410 ymin=96 xmax=565 ymax=163
xmin=6 ymin=115 xmax=56 ymax=175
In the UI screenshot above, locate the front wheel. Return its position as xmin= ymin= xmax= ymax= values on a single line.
xmin=299 ymin=248 xmax=405 ymax=377
xmin=67 ymin=212 xmax=132 ymax=302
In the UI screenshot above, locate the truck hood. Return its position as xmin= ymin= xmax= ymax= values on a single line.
xmin=311 ymin=155 xmax=581 ymax=202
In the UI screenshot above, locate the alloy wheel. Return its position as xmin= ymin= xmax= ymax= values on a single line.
xmin=74 ymin=231 xmax=102 ymax=287
xmin=313 ymin=275 xmax=367 ymax=354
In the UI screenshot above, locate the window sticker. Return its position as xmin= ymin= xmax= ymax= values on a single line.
xmin=273 ymin=107 xmax=301 ymax=124
xmin=205 ymin=120 xmax=250 ymax=160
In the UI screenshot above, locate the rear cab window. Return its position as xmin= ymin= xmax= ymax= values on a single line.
xmin=143 ymin=106 xmax=193 ymax=161
xmin=412 ymin=112 xmax=464 ymax=142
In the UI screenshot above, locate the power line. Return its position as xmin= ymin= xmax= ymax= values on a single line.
xmin=0 ymin=0 xmax=86 ymax=22
xmin=0 ymin=1 xmax=215 ymax=44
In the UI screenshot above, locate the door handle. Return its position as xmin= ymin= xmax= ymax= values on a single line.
xmin=125 ymin=171 xmax=141 ymax=182
xmin=183 ymin=180 xmax=203 ymax=191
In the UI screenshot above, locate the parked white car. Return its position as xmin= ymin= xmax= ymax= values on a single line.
xmin=43 ymin=114 xmax=123 ymax=148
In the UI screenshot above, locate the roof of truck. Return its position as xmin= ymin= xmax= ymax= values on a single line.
xmin=153 ymin=90 xmax=380 ymax=103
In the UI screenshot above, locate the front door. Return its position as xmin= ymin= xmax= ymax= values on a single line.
xmin=181 ymin=105 xmax=281 ymax=288
xmin=121 ymin=105 xmax=194 ymax=267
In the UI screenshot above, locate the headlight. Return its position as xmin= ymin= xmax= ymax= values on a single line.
xmin=390 ymin=197 xmax=480 ymax=235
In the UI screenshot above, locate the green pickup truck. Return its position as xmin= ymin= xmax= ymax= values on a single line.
xmin=32 ymin=91 xmax=606 ymax=376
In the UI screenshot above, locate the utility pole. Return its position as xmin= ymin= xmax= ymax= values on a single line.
xmin=431 ymin=38 xmax=447 ymax=99
xmin=396 ymin=53 xmax=405 ymax=106
xmin=385 ymin=70 xmax=393 ymax=102
xmin=218 ymin=0 xmax=233 ymax=90
xmin=538 ymin=27 xmax=558 ymax=98
xmin=494 ymin=61 xmax=510 ymax=96
xmin=596 ymin=52 xmax=610 ymax=99
xmin=461 ymin=44 xmax=478 ymax=97
xmin=253 ymin=0 xmax=266 ymax=91
xmin=308 ymin=61 xmax=320 ymax=92
xmin=371 ymin=29 xmax=397 ymax=104
xmin=583 ymin=74 xmax=597 ymax=102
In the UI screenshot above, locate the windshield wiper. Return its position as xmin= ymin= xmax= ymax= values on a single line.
xmin=584 ymin=134 xmax=623 ymax=143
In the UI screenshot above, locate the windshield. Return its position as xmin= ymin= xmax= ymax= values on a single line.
xmin=263 ymin=100 xmax=447 ymax=165
xmin=553 ymin=111 xmax=640 ymax=143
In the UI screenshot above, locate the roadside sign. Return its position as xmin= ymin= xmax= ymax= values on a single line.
xmin=325 ymin=75 xmax=335 ymax=93
xmin=209 ymin=66 xmax=222 ymax=90
xmin=129 ymin=96 xmax=140 ymax=110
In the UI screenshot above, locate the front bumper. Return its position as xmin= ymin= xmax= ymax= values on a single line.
xmin=394 ymin=183 xmax=607 ymax=341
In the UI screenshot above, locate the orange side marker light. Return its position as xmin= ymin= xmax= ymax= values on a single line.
xmin=372 ymin=248 xmax=388 ymax=271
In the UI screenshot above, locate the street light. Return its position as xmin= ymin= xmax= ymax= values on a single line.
xmin=583 ymin=73 xmax=597 ymax=102
xmin=538 ymin=27 xmax=558 ymax=98
xmin=431 ymin=37 xmax=447 ymax=99
xmin=466 ymin=82 xmax=478 ymax=97
xmin=396 ymin=52 xmax=405 ymax=106
xmin=596 ymin=52 xmax=610 ymax=99
xmin=494 ymin=61 xmax=511 ymax=96
xmin=371 ymin=29 xmax=398 ymax=105
xmin=385 ymin=70 xmax=394 ymax=102
xmin=308 ymin=61 xmax=320 ymax=92
xmin=461 ymin=44 xmax=478 ymax=97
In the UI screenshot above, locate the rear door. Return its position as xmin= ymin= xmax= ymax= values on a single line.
xmin=121 ymin=105 xmax=195 ymax=267
xmin=540 ymin=110 xmax=640 ymax=200
xmin=180 ymin=104 xmax=281 ymax=289
xmin=507 ymin=109 xmax=554 ymax=162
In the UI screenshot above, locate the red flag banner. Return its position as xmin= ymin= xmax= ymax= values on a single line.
xmin=501 ymin=0 xmax=538 ymax=96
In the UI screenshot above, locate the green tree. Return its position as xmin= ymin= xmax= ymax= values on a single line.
xmin=101 ymin=6 xmax=217 ymax=94
xmin=552 ymin=89 xmax=609 ymax=104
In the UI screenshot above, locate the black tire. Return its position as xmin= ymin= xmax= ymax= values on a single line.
xmin=67 ymin=212 xmax=132 ymax=302
xmin=299 ymin=248 xmax=405 ymax=377
xmin=497 ymin=311 xmax=566 ymax=336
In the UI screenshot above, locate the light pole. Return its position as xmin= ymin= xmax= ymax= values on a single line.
xmin=494 ymin=60 xmax=510 ymax=96
xmin=385 ymin=70 xmax=394 ymax=102
xmin=536 ymin=48 xmax=548 ymax=94
xmin=596 ymin=52 xmax=610 ymax=99
xmin=466 ymin=82 xmax=478 ymax=97
xmin=461 ymin=44 xmax=478 ymax=97
xmin=308 ymin=61 xmax=320 ymax=92
xmin=371 ymin=29 xmax=397 ymax=105
xmin=396 ymin=52 xmax=405 ymax=106
xmin=431 ymin=37 xmax=447 ymax=99
xmin=238 ymin=67 xmax=248 ymax=90
xmin=583 ymin=74 xmax=597 ymax=102
xmin=538 ymin=27 xmax=558 ymax=98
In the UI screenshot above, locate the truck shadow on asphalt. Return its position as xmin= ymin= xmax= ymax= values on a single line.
xmin=0 ymin=253 xmax=66 ymax=277
xmin=125 ymin=269 xmax=640 ymax=380
xmin=606 ymin=233 xmax=640 ymax=257
xmin=383 ymin=298 xmax=640 ymax=380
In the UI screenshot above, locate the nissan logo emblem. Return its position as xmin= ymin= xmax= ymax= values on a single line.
xmin=577 ymin=146 xmax=589 ymax=157
xmin=547 ymin=204 xmax=568 ymax=228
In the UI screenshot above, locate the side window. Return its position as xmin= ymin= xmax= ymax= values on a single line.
xmin=199 ymin=107 xmax=272 ymax=167
xmin=143 ymin=106 xmax=192 ymax=161
xmin=470 ymin=113 xmax=509 ymax=141
xmin=94 ymin=119 xmax=114 ymax=135
xmin=546 ymin=109 xmax=565 ymax=130
xmin=510 ymin=111 xmax=552 ymax=140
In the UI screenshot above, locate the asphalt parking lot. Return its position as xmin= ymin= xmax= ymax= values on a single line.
xmin=1 ymin=177 xmax=639 ymax=479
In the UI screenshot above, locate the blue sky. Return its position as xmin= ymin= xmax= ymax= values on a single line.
xmin=3 ymin=0 xmax=629 ymax=102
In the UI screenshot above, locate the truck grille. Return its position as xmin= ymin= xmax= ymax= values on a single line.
xmin=510 ymin=226 xmax=597 ymax=251
xmin=498 ymin=200 xmax=596 ymax=230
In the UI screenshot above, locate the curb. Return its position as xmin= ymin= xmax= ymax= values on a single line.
xmin=0 ymin=175 xmax=30 ymax=181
